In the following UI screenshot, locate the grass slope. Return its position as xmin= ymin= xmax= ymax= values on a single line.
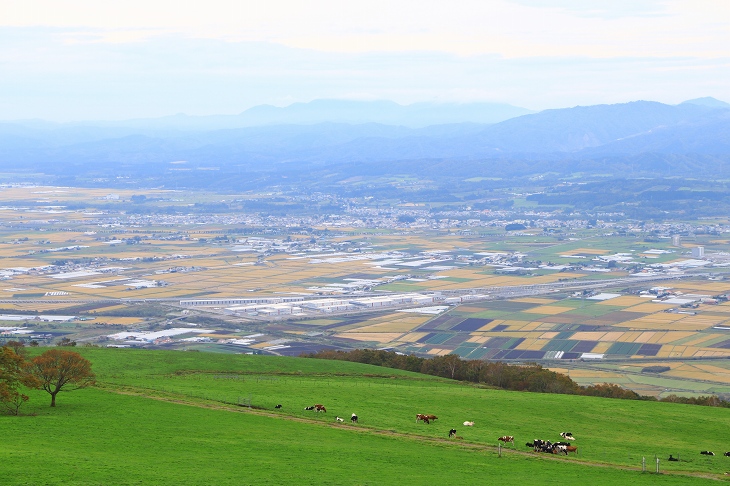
xmin=2 ymin=348 xmax=728 ymax=484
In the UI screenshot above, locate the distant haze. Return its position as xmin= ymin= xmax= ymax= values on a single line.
xmin=11 ymin=100 xmax=533 ymax=130
xmin=1 ymin=1 xmax=729 ymax=120
xmin=2 ymin=98 xmax=729 ymax=184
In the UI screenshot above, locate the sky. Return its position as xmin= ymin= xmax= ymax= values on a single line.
xmin=1 ymin=0 xmax=729 ymax=120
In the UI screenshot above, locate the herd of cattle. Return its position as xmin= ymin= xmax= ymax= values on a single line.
xmin=293 ymin=404 xmax=728 ymax=459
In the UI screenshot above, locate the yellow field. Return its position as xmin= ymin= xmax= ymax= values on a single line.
xmin=624 ymin=302 xmax=675 ymax=313
xmin=90 ymin=317 xmax=143 ymax=325
xmin=571 ymin=248 xmax=610 ymax=255
xmin=353 ymin=315 xmax=429 ymax=333
xmin=523 ymin=305 xmax=574 ymax=315
xmin=334 ymin=332 xmax=403 ymax=343
xmin=598 ymin=296 xmax=646 ymax=307
xmin=399 ymin=332 xmax=431 ymax=343
xmin=512 ymin=297 xmax=557 ymax=304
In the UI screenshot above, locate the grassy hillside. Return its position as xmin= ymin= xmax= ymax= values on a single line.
xmin=2 ymin=348 xmax=729 ymax=484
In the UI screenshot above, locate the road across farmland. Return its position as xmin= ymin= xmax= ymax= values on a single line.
xmin=438 ymin=274 xmax=688 ymax=298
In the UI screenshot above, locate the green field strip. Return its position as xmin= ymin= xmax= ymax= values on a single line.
xmin=563 ymin=305 xmax=625 ymax=317
xmin=482 ymin=301 xmax=538 ymax=312
xmin=554 ymin=331 xmax=575 ymax=339
xmin=465 ymin=347 xmax=490 ymax=359
xmin=557 ymin=299 xmax=592 ymax=308
xmin=453 ymin=346 xmax=477 ymax=357
xmin=669 ymin=334 xmax=712 ymax=346
xmin=499 ymin=338 xmax=522 ymax=350
xmin=541 ymin=339 xmax=579 ymax=352
xmin=457 ymin=310 xmax=511 ymax=319
xmin=606 ymin=342 xmax=642 ymax=355
xmin=626 ymin=375 xmax=716 ymax=392
xmin=694 ymin=335 xmax=730 ymax=347
xmin=424 ymin=333 xmax=454 ymax=345
xmin=508 ymin=312 xmax=553 ymax=321
xmin=552 ymin=323 xmax=578 ymax=331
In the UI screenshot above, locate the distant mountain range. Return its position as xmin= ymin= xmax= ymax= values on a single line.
xmin=1 ymin=97 xmax=729 ymax=184
xmin=7 ymin=100 xmax=534 ymax=131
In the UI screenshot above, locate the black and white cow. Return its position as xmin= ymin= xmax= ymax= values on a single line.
xmin=560 ymin=432 xmax=575 ymax=441
xmin=700 ymin=451 xmax=715 ymax=456
xmin=274 ymin=404 xmax=282 ymax=409
xmin=449 ymin=429 xmax=457 ymax=438
xmin=351 ymin=413 xmax=358 ymax=424
xmin=553 ymin=445 xmax=568 ymax=455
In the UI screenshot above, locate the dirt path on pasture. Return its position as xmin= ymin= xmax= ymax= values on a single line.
xmin=99 ymin=383 xmax=727 ymax=482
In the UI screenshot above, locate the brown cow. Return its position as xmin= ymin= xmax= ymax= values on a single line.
xmin=314 ymin=404 xmax=327 ymax=413
xmin=416 ymin=414 xmax=430 ymax=424
xmin=498 ymin=436 xmax=515 ymax=447
xmin=566 ymin=446 xmax=578 ymax=455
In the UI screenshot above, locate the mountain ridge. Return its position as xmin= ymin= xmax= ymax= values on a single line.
xmin=1 ymin=98 xmax=729 ymax=182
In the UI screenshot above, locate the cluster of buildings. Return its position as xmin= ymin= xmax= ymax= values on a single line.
xmin=219 ymin=293 xmax=486 ymax=317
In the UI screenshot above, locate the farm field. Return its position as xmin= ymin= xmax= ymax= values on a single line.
xmin=0 ymin=186 xmax=711 ymax=302
xmin=4 ymin=185 xmax=730 ymax=399
xmin=3 ymin=348 xmax=729 ymax=484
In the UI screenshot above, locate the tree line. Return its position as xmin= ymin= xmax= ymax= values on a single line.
xmin=0 ymin=341 xmax=95 ymax=415
xmin=303 ymin=349 xmax=730 ymax=407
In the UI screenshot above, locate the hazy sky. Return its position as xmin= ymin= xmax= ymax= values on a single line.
xmin=1 ymin=0 xmax=729 ymax=120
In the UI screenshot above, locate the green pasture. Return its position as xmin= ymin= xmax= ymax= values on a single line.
xmin=3 ymin=348 xmax=730 ymax=484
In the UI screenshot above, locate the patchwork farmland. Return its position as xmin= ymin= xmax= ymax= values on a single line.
xmin=4 ymin=186 xmax=730 ymax=398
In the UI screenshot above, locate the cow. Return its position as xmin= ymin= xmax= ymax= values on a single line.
xmin=525 ymin=442 xmax=535 ymax=448
xmin=351 ymin=413 xmax=358 ymax=424
xmin=724 ymin=452 xmax=730 ymax=457
xmin=498 ymin=436 xmax=515 ymax=446
xmin=463 ymin=421 xmax=474 ymax=427
xmin=668 ymin=455 xmax=679 ymax=461
xmin=336 ymin=416 xmax=344 ymax=422
xmin=553 ymin=445 xmax=568 ymax=455
xmin=449 ymin=429 xmax=457 ymax=438
xmin=274 ymin=404 xmax=282 ymax=409
xmin=416 ymin=414 xmax=431 ymax=424
xmin=701 ymin=451 xmax=715 ymax=456
xmin=314 ymin=404 xmax=327 ymax=413
xmin=565 ymin=446 xmax=578 ymax=455
xmin=554 ymin=441 xmax=571 ymax=447
xmin=304 ymin=406 xmax=315 ymax=411
xmin=560 ymin=432 xmax=575 ymax=440
xmin=532 ymin=439 xmax=554 ymax=453
xmin=425 ymin=415 xmax=438 ymax=422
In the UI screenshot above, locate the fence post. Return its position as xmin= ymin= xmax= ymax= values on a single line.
xmin=656 ymin=457 xmax=659 ymax=474
xmin=642 ymin=457 xmax=645 ymax=472
xmin=498 ymin=443 xmax=502 ymax=458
